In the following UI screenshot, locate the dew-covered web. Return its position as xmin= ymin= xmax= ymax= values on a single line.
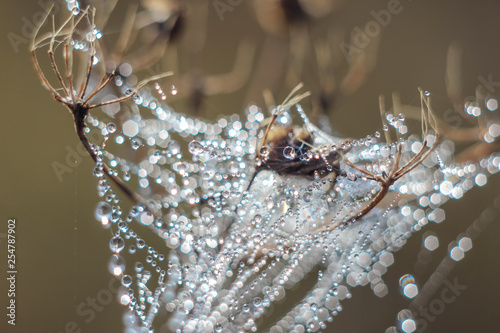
xmin=89 ymin=88 xmax=499 ymax=333
xmin=35 ymin=4 xmax=500 ymax=333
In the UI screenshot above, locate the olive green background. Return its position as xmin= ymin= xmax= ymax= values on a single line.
xmin=1 ymin=1 xmax=500 ymax=332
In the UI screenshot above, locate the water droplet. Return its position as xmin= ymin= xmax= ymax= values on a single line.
xmin=125 ymin=89 xmax=133 ymax=96
xmin=137 ymin=239 xmax=146 ymax=249
xmin=300 ymin=150 xmax=313 ymax=161
xmin=122 ymin=275 xmax=133 ymax=287
xmin=283 ymin=146 xmax=296 ymax=159
xmin=109 ymin=254 xmax=125 ymax=275
xmin=260 ymin=146 xmax=270 ymax=157
xmin=375 ymin=131 xmax=381 ymax=138
xmin=97 ymin=180 xmax=110 ymax=197
xmin=424 ymin=91 xmax=430 ymax=96
xmin=202 ymin=171 xmax=213 ymax=180
xmin=71 ymin=7 xmax=80 ymax=15
xmin=227 ymin=161 xmax=239 ymax=175
xmin=176 ymin=162 xmax=187 ymax=174
xmin=180 ymin=242 xmax=192 ymax=254
xmin=110 ymin=236 xmax=125 ymax=253
xmin=133 ymin=94 xmax=143 ymax=104
xmin=188 ymin=140 xmax=203 ymax=155
xmin=93 ymin=27 xmax=103 ymax=39
xmin=94 ymin=167 xmax=104 ymax=178
xmin=107 ymin=123 xmax=117 ymax=133
xmin=186 ymin=193 xmax=197 ymax=205
xmin=95 ymin=202 xmax=112 ymax=223
xmin=170 ymin=85 xmax=178 ymax=95
xmin=131 ymin=139 xmax=141 ymax=150
xmin=303 ymin=192 xmax=312 ymax=202
xmin=118 ymin=221 xmax=129 ymax=233
xmin=168 ymin=141 xmax=181 ymax=155
xmin=140 ymin=212 xmax=154 ymax=226
xmin=383 ymin=125 xmax=389 ymax=132
xmin=123 ymin=172 xmax=131 ymax=181
xmin=136 ymin=264 xmax=147 ymax=276
xmin=398 ymin=113 xmax=405 ymax=121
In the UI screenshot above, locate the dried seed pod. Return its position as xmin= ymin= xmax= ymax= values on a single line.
xmin=255 ymin=125 xmax=342 ymax=177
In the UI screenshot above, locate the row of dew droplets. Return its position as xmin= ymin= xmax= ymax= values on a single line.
xmin=90 ymin=127 xmax=169 ymax=330
xmin=85 ymin=73 xmax=253 ymax=331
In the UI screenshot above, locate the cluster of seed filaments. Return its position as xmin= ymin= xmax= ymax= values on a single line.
xmin=84 ymin=75 xmax=500 ymax=332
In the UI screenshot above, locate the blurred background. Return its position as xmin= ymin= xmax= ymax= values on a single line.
xmin=1 ymin=0 xmax=500 ymax=332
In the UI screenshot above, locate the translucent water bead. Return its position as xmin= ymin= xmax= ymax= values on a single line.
xmin=110 ymin=236 xmax=125 ymax=253
xmin=95 ymin=202 xmax=112 ymax=224
xmin=109 ymin=254 xmax=125 ymax=276
xmin=107 ymin=123 xmax=117 ymax=133
xmin=188 ymin=140 xmax=204 ymax=155
xmin=122 ymin=275 xmax=133 ymax=287
xmin=283 ymin=146 xmax=296 ymax=159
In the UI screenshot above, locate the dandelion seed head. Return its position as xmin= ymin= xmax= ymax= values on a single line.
xmin=31 ymin=11 xmax=500 ymax=330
